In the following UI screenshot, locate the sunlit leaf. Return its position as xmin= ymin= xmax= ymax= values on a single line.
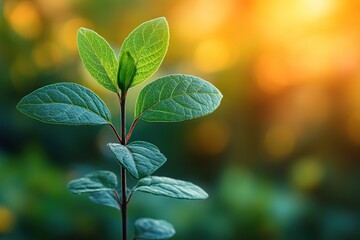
xmin=134 ymin=176 xmax=208 ymax=200
xmin=119 ymin=17 xmax=169 ymax=88
xmin=108 ymin=141 xmax=166 ymax=179
xmin=17 ymin=82 xmax=111 ymax=125
xmin=134 ymin=74 xmax=222 ymax=122
xmin=68 ymin=170 xmax=117 ymax=194
xmin=78 ymin=28 xmax=119 ymax=92
xmin=134 ymin=218 xmax=175 ymax=239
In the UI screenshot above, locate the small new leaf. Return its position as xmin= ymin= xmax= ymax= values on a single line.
xmin=134 ymin=74 xmax=222 ymax=122
xmin=134 ymin=218 xmax=175 ymax=239
xmin=108 ymin=141 xmax=166 ymax=179
xmin=78 ymin=28 xmax=119 ymax=92
xmin=119 ymin=17 xmax=169 ymax=88
xmin=68 ymin=170 xmax=117 ymax=194
xmin=117 ymin=51 xmax=137 ymax=92
xmin=89 ymin=191 xmax=120 ymax=210
xmin=17 ymin=82 xmax=111 ymax=125
xmin=134 ymin=176 xmax=208 ymax=200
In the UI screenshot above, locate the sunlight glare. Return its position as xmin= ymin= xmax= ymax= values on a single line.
xmin=194 ymin=38 xmax=232 ymax=73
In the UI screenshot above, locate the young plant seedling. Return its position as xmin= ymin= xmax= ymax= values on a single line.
xmin=17 ymin=17 xmax=222 ymax=240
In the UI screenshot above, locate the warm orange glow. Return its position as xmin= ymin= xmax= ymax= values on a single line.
xmin=342 ymin=77 xmax=360 ymax=144
xmin=264 ymin=125 xmax=296 ymax=159
xmin=0 ymin=206 xmax=15 ymax=233
xmin=189 ymin=120 xmax=230 ymax=156
xmin=250 ymin=0 xmax=360 ymax=95
xmin=58 ymin=18 xmax=92 ymax=53
xmin=290 ymin=87 xmax=330 ymax=126
xmin=345 ymin=75 xmax=360 ymax=109
xmin=252 ymin=0 xmax=338 ymax=43
xmin=172 ymin=0 xmax=232 ymax=41
xmin=346 ymin=112 xmax=360 ymax=145
xmin=254 ymin=51 xmax=293 ymax=94
xmin=36 ymin=0 xmax=70 ymax=18
xmin=5 ymin=0 xmax=43 ymax=39
xmin=32 ymin=41 xmax=64 ymax=69
xmin=286 ymin=34 xmax=360 ymax=83
xmin=193 ymin=38 xmax=232 ymax=73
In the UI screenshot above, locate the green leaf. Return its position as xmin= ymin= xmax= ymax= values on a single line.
xmin=68 ymin=170 xmax=117 ymax=194
xmin=108 ymin=141 xmax=166 ymax=179
xmin=119 ymin=17 xmax=169 ymax=88
xmin=134 ymin=218 xmax=175 ymax=239
xmin=78 ymin=28 xmax=119 ymax=92
xmin=134 ymin=74 xmax=222 ymax=122
xmin=89 ymin=191 xmax=120 ymax=210
xmin=133 ymin=176 xmax=208 ymax=200
xmin=17 ymin=83 xmax=111 ymax=125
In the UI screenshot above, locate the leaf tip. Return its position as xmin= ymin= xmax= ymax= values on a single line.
xmin=134 ymin=218 xmax=176 ymax=239
xmin=107 ymin=142 xmax=120 ymax=149
xmin=195 ymin=185 xmax=209 ymax=200
xmin=218 ymin=90 xmax=224 ymax=102
xmin=155 ymin=16 xmax=167 ymax=23
xmin=67 ymin=181 xmax=79 ymax=195
xmin=77 ymin=27 xmax=87 ymax=38
xmin=203 ymin=191 xmax=209 ymax=199
xmin=158 ymin=16 xmax=169 ymax=33
xmin=16 ymin=100 xmax=23 ymax=112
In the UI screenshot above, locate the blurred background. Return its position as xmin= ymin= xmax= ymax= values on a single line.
xmin=1 ymin=0 xmax=360 ymax=239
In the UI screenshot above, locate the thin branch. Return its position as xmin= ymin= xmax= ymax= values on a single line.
xmin=109 ymin=123 xmax=122 ymax=143
xmin=126 ymin=190 xmax=134 ymax=205
xmin=113 ymin=190 xmax=122 ymax=208
xmin=125 ymin=118 xmax=139 ymax=144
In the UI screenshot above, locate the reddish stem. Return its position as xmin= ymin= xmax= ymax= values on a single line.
xmin=125 ymin=118 xmax=139 ymax=144
xmin=109 ymin=123 xmax=122 ymax=143
xmin=113 ymin=190 xmax=122 ymax=207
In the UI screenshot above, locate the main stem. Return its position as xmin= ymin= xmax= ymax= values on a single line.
xmin=120 ymin=93 xmax=127 ymax=240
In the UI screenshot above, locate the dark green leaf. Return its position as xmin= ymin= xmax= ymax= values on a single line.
xmin=88 ymin=191 xmax=120 ymax=210
xmin=78 ymin=28 xmax=119 ymax=92
xmin=134 ymin=176 xmax=208 ymax=200
xmin=68 ymin=170 xmax=117 ymax=194
xmin=119 ymin=17 xmax=169 ymax=88
xmin=134 ymin=74 xmax=222 ymax=122
xmin=108 ymin=141 xmax=166 ymax=179
xmin=134 ymin=218 xmax=175 ymax=239
xmin=17 ymin=82 xmax=111 ymax=125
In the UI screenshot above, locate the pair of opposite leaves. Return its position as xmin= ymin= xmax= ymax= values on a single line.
xmin=78 ymin=17 xmax=169 ymax=93
xmin=17 ymin=17 xmax=223 ymax=125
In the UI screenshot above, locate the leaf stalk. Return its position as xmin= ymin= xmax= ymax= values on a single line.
xmin=125 ymin=118 xmax=139 ymax=144
xmin=109 ymin=123 xmax=122 ymax=143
